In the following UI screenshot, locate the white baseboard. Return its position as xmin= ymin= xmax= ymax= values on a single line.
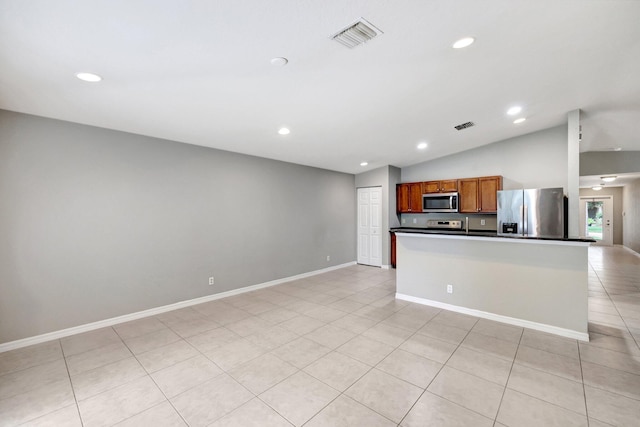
xmin=396 ymin=293 xmax=590 ymax=342
xmin=621 ymin=245 xmax=640 ymax=258
xmin=0 ymin=261 xmax=356 ymax=353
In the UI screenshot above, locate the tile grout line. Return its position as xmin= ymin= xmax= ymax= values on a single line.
xmin=397 ymin=316 xmax=489 ymax=426
xmin=297 ymin=305 xmax=431 ymax=426
xmin=577 ymin=337 xmax=593 ymax=427
xmin=590 ymin=257 xmax=640 ymax=352
xmin=249 ymin=290 xmax=417 ymax=426
xmin=116 ymin=325 xmax=202 ymax=426
xmin=487 ymin=327 xmax=522 ymax=427
xmin=60 ymin=338 xmax=86 ymax=427
xmin=256 ymin=297 xmax=399 ymax=426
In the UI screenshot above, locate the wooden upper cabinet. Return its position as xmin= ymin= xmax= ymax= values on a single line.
xmin=409 ymin=183 xmax=423 ymax=211
xmin=397 ymin=176 xmax=501 ymax=214
xmin=440 ymin=180 xmax=458 ymax=192
xmin=458 ymin=179 xmax=479 ymax=213
xmin=478 ymin=176 xmax=502 ymax=212
xmin=423 ymin=180 xmax=457 ymax=193
xmin=458 ymin=176 xmax=503 ymax=213
xmin=397 ymin=183 xmax=423 ymax=213
xmin=397 ymin=184 xmax=410 ymax=213
xmin=422 ymin=181 xmax=440 ymax=194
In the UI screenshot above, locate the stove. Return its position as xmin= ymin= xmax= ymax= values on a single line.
xmin=425 ymin=219 xmax=463 ymax=230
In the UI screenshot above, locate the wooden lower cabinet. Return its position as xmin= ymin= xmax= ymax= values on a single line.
xmin=390 ymin=232 xmax=396 ymax=268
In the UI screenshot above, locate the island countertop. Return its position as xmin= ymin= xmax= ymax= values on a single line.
xmin=390 ymin=227 xmax=595 ymax=243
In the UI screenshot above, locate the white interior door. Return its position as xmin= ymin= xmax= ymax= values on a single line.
xmin=579 ymin=196 xmax=613 ymax=246
xmin=357 ymin=187 xmax=382 ymax=267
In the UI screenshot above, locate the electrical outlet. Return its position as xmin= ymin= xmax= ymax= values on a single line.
xmin=447 ymin=284 xmax=453 ymax=294
xmin=481 ymin=219 xmax=486 ymax=226
xmin=208 ymin=277 xmax=215 ymax=286
xmin=402 ymin=218 xmax=406 ymax=224
xmin=413 ymin=218 xmax=417 ymax=224
xmin=326 ymin=255 xmax=330 ymax=261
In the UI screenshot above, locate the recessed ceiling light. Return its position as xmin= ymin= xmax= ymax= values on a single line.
xmin=417 ymin=142 xmax=428 ymax=150
xmin=601 ymin=176 xmax=617 ymax=182
xmin=360 ymin=162 xmax=368 ymax=167
xmin=278 ymin=127 xmax=290 ymax=135
xmin=507 ymin=106 xmax=522 ymax=116
xmin=592 ymin=186 xmax=602 ymax=191
xmin=76 ymin=72 xmax=102 ymax=82
xmin=513 ymin=117 xmax=526 ymax=124
xmin=452 ymin=37 xmax=475 ymax=49
xmin=270 ymin=57 xmax=288 ymax=67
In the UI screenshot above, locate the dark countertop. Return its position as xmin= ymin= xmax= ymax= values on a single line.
xmin=390 ymin=227 xmax=596 ymax=243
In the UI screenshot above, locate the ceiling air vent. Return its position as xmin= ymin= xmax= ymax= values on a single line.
xmin=331 ymin=18 xmax=383 ymax=48
xmin=454 ymin=121 xmax=475 ymax=131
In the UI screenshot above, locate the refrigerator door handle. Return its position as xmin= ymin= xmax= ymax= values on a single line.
xmin=523 ymin=205 xmax=528 ymax=235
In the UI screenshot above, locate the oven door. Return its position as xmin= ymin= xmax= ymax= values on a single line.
xmin=422 ymin=192 xmax=459 ymax=212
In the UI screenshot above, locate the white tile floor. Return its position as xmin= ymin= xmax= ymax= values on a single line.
xmin=1 ymin=245 xmax=639 ymax=426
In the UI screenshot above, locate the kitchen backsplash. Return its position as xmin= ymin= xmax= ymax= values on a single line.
xmin=399 ymin=213 xmax=497 ymax=231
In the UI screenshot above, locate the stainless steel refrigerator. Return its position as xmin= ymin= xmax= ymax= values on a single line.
xmin=497 ymin=188 xmax=566 ymax=238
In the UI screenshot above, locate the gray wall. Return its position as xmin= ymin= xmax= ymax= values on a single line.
xmin=399 ymin=125 xmax=568 ymax=230
xmin=581 ymin=151 xmax=640 ymax=176
xmin=579 ymin=187 xmax=624 ymax=245
xmin=0 ymin=110 xmax=356 ymax=343
xmin=623 ymin=178 xmax=640 ymax=253
xmin=388 ymin=166 xmax=401 ymax=229
xmin=402 ymin=125 xmax=569 ymax=191
xmin=355 ymin=165 xmax=401 ymax=266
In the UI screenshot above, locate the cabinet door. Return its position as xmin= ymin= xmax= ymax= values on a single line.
xmin=440 ymin=180 xmax=458 ymax=192
xmin=478 ymin=176 xmax=502 ymax=212
xmin=390 ymin=232 xmax=396 ymax=268
xmin=458 ymin=179 xmax=479 ymax=213
xmin=422 ymin=181 xmax=440 ymax=194
xmin=397 ymin=184 xmax=411 ymax=213
xmin=409 ymin=183 xmax=423 ymax=212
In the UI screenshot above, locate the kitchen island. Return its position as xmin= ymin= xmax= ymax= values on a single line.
xmin=392 ymin=229 xmax=593 ymax=341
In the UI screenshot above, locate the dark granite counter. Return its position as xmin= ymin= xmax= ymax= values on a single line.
xmin=390 ymin=227 xmax=595 ymax=243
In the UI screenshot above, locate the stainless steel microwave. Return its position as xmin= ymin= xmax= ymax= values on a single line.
xmin=422 ymin=192 xmax=459 ymax=213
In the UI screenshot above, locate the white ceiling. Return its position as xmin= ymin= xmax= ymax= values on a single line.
xmin=1 ymin=0 xmax=639 ymax=175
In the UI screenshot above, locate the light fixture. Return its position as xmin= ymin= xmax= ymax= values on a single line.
xmin=76 ymin=72 xmax=102 ymax=82
xmin=278 ymin=127 xmax=290 ymax=135
xmin=453 ymin=37 xmax=475 ymax=49
xmin=507 ymin=106 xmax=522 ymax=116
xmin=592 ymin=186 xmax=602 ymax=191
xmin=601 ymin=176 xmax=617 ymax=183
xmin=417 ymin=142 xmax=428 ymax=150
xmin=614 ymin=147 xmax=622 ymax=151
xmin=513 ymin=117 xmax=526 ymax=124
xmin=270 ymin=57 xmax=288 ymax=67
xmin=360 ymin=162 xmax=368 ymax=167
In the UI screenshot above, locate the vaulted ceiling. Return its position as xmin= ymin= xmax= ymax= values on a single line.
xmin=1 ymin=0 xmax=639 ymax=174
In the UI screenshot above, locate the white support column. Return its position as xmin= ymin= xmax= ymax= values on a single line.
xmin=567 ymin=109 xmax=581 ymax=237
